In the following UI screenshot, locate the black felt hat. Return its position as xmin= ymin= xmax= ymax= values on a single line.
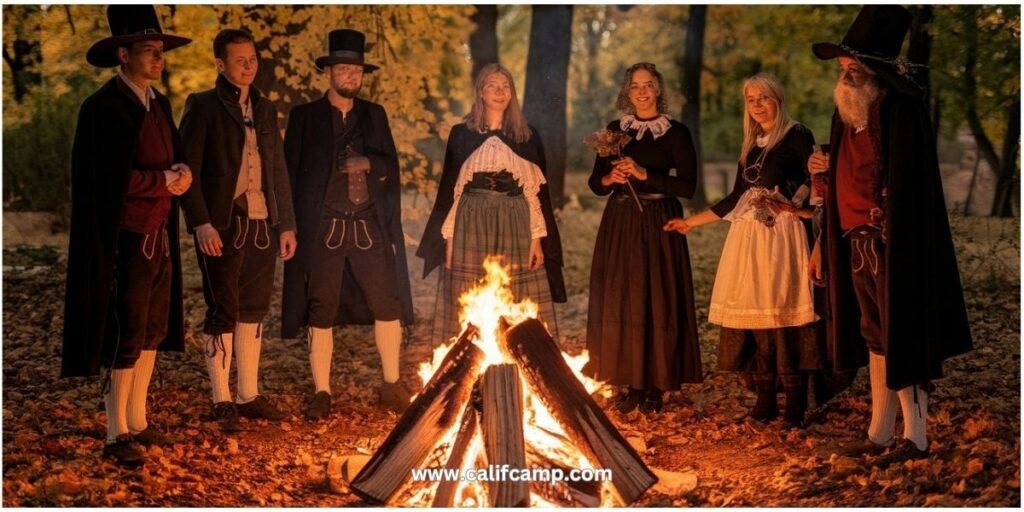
xmin=315 ymin=29 xmax=379 ymax=73
xmin=812 ymin=5 xmax=922 ymax=94
xmin=812 ymin=5 xmax=912 ymax=61
xmin=86 ymin=5 xmax=191 ymax=68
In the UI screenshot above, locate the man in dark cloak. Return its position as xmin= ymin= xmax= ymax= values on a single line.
xmin=281 ymin=29 xmax=414 ymax=418
xmin=807 ymin=5 xmax=973 ymax=462
xmin=62 ymin=5 xmax=192 ymax=467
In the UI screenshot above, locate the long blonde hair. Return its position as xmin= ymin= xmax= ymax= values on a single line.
xmin=464 ymin=63 xmax=531 ymax=144
xmin=739 ymin=73 xmax=796 ymax=164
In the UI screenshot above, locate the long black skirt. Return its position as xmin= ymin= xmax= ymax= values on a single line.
xmin=584 ymin=193 xmax=703 ymax=390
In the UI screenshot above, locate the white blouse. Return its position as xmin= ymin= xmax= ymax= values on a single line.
xmin=441 ymin=135 xmax=548 ymax=240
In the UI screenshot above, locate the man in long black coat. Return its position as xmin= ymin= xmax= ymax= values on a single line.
xmin=807 ymin=6 xmax=973 ymax=461
xmin=281 ymin=29 xmax=414 ymax=418
xmin=62 ymin=5 xmax=192 ymax=467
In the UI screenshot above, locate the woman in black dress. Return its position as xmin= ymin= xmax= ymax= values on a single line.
xmin=664 ymin=73 xmax=824 ymax=427
xmin=584 ymin=62 xmax=703 ymax=414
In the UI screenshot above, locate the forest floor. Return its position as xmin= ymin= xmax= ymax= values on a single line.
xmin=2 ymin=173 xmax=1020 ymax=507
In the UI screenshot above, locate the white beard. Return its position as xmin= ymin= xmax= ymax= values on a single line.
xmin=833 ymin=78 xmax=881 ymax=129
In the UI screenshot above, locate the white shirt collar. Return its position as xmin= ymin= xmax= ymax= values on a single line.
xmin=117 ymin=68 xmax=155 ymax=111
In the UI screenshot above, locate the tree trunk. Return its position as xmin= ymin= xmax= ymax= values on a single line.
xmin=962 ymin=6 xmax=1001 ymax=175
xmin=2 ymin=6 xmax=42 ymax=103
xmin=680 ymin=5 xmax=708 ymax=209
xmin=523 ymin=5 xmax=573 ymax=209
xmin=582 ymin=6 xmax=612 ymax=97
xmin=992 ymin=95 xmax=1021 ymax=217
xmin=468 ymin=5 xmax=499 ymax=82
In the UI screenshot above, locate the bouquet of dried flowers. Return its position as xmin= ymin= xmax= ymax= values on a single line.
xmin=584 ymin=129 xmax=644 ymax=212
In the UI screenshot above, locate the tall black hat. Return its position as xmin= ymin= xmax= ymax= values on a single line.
xmin=86 ymin=5 xmax=191 ymax=68
xmin=812 ymin=5 xmax=922 ymax=93
xmin=315 ymin=29 xmax=380 ymax=73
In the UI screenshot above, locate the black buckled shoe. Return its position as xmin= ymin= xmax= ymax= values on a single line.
xmin=876 ymin=439 xmax=929 ymax=468
xmin=103 ymin=435 xmax=145 ymax=468
xmin=639 ymin=389 xmax=664 ymax=414
xmin=132 ymin=426 xmax=177 ymax=446
xmin=211 ymin=401 xmax=244 ymax=432
xmin=615 ymin=388 xmax=644 ymax=414
xmin=237 ymin=395 xmax=286 ymax=421
xmin=306 ymin=391 xmax=332 ymax=420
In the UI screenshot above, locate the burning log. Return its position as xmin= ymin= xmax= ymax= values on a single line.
xmin=480 ymin=364 xmax=529 ymax=507
xmin=431 ymin=400 xmax=480 ymax=508
xmin=351 ymin=325 xmax=485 ymax=505
xmin=504 ymin=318 xmax=658 ymax=505
xmin=526 ymin=445 xmax=602 ymax=507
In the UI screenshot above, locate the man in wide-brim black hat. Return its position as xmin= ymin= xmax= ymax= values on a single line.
xmin=798 ymin=5 xmax=973 ymax=464
xmin=63 ymin=4 xmax=193 ymax=468
xmin=281 ymin=29 xmax=415 ymax=419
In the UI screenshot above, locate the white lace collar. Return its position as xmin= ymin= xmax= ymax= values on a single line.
xmin=619 ymin=114 xmax=672 ymax=141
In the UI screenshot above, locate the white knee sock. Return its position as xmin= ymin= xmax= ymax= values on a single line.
xmin=867 ymin=352 xmax=898 ymax=446
xmin=375 ymin=320 xmax=403 ymax=384
xmin=309 ymin=327 xmax=334 ymax=394
xmin=234 ymin=322 xmax=262 ymax=404
xmin=105 ymin=368 xmax=135 ymax=443
xmin=204 ymin=332 xmax=233 ymax=404
xmin=898 ymin=385 xmax=929 ymax=451
xmin=127 ymin=350 xmax=156 ymax=434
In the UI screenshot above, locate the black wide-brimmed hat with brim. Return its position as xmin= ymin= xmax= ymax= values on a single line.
xmin=812 ymin=5 xmax=922 ymax=95
xmin=86 ymin=5 xmax=191 ymax=68
xmin=315 ymin=29 xmax=380 ymax=73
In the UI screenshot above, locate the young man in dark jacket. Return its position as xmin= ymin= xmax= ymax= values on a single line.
xmin=63 ymin=5 xmax=192 ymax=467
xmin=180 ymin=29 xmax=298 ymax=431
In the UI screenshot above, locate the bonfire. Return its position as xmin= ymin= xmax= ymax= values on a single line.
xmin=348 ymin=257 xmax=657 ymax=507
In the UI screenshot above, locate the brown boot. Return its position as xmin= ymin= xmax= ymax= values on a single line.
xmin=781 ymin=374 xmax=808 ymax=429
xmin=750 ymin=373 xmax=778 ymax=421
xmin=379 ymin=381 xmax=413 ymax=414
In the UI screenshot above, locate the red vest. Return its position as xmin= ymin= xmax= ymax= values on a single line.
xmin=118 ymin=77 xmax=174 ymax=234
xmin=836 ymin=125 xmax=882 ymax=231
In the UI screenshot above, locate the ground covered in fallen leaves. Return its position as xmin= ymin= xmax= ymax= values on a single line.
xmin=3 ymin=175 xmax=1020 ymax=507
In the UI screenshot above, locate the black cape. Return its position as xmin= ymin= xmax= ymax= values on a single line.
xmin=822 ymin=88 xmax=973 ymax=390
xmin=62 ymin=77 xmax=186 ymax=378
xmin=416 ymin=123 xmax=567 ymax=302
xmin=280 ymin=96 xmax=414 ymax=338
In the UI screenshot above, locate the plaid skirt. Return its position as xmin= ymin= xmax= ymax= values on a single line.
xmin=431 ymin=189 xmax=559 ymax=345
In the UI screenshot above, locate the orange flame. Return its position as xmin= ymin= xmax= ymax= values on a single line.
xmin=411 ymin=256 xmax=615 ymax=507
